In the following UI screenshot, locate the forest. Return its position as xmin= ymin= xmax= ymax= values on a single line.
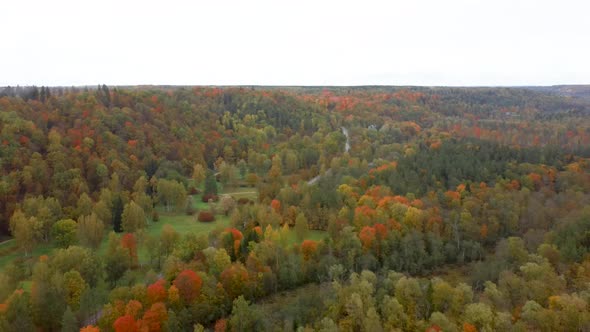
xmin=0 ymin=84 xmax=590 ymax=331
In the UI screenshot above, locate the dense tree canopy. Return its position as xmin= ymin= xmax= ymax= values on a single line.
xmin=1 ymin=85 xmax=590 ymax=331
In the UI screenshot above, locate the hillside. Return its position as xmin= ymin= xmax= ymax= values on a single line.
xmin=0 ymin=86 xmax=590 ymax=331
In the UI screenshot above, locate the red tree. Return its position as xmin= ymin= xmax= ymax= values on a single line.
xmin=121 ymin=233 xmax=138 ymax=267
xmin=141 ymin=302 xmax=168 ymax=332
xmin=224 ymin=228 xmax=243 ymax=255
xmin=125 ymin=300 xmax=143 ymax=319
xmin=270 ymin=199 xmax=281 ymax=213
xmin=214 ymin=318 xmax=228 ymax=332
xmin=220 ymin=263 xmax=249 ymax=299
xmin=147 ymin=279 xmax=167 ymax=304
xmin=359 ymin=226 xmax=376 ymax=251
xmin=173 ymin=270 xmax=203 ymax=303
xmin=114 ymin=314 xmax=138 ymax=332
xmin=301 ymin=240 xmax=318 ymax=261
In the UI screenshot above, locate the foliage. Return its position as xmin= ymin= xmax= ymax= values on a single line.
xmin=1 ymin=86 xmax=590 ymax=330
xmin=173 ymin=270 xmax=202 ymax=304
xmin=197 ymin=211 xmax=215 ymax=222
xmin=51 ymin=219 xmax=77 ymax=248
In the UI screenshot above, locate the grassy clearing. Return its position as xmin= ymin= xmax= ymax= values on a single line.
xmin=0 ymin=188 xmax=327 ymax=273
xmin=0 ymin=192 xmax=242 ymax=271
xmin=220 ymin=186 xmax=258 ymax=199
xmin=0 ymin=243 xmax=54 ymax=272
xmin=152 ymin=213 xmax=231 ymax=235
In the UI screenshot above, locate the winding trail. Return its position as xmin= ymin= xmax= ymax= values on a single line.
xmin=307 ymin=127 xmax=350 ymax=185
xmin=342 ymin=126 xmax=350 ymax=153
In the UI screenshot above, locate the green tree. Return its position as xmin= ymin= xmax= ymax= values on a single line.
xmin=295 ymin=212 xmax=309 ymax=241
xmin=160 ymin=224 xmax=180 ymax=257
xmin=77 ymin=213 xmax=104 ymax=249
xmin=229 ymin=296 xmax=262 ymax=332
xmin=157 ymin=179 xmax=187 ymax=212
xmin=219 ymin=162 xmax=238 ymax=188
xmin=204 ymin=170 xmax=218 ymax=196
xmin=51 ymin=246 xmax=102 ymax=287
xmin=9 ymin=210 xmax=40 ymax=256
xmin=22 ymin=195 xmax=62 ymax=242
xmin=5 ymin=291 xmax=34 ymax=331
xmin=31 ymin=260 xmax=65 ymax=330
xmin=364 ymin=307 xmax=383 ymax=332
xmin=61 ymin=306 xmax=78 ymax=332
xmin=112 ymin=195 xmax=124 ymax=232
xmin=237 ymin=159 xmax=248 ymax=179
xmin=381 ymin=296 xmax=408 ymax=331
xmin=122 ymin=201 xmax=146 ymax=233
xmin=463 ymin=303 xmax=494 ymax=331
xmin=78 ymin=287 xmax=107 ymax=328
xmin=76 ymin=193 xmax=93 ymax=218
xmin=132 ymin=191 xmax=153 ymax=222
xmin=431 ymin=278 xmax=455 ymax=313
xmin=268 ymin=155 xmax=283 ymax=181
xmin=94 ymin=199 xmax=112 ymax=228
xmin=429 ymin=312 xmax=457 ymax=332
xmin=394 ymin=276 xmax=423 ymax=326
xmin=104 ymin=232 xmax=129 ymax=286
xmin=63 ymin=270 xmax=87 ymax=310
xmin=52 ymin=219 xmax=78 ymax=248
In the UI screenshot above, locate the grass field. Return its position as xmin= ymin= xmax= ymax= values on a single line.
xmin=152 ymin=210 xmax=232 ymax=236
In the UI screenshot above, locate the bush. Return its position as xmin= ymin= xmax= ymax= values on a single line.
xmin=202 ymin=194 xmax=219 ymax=203
xmin=237 ymin=198 xmax=253 ymax=205
xmin=152 ymin=210 xmax=159 ymax=222
xmin=198 ymin=211 xmax=215 ymax=222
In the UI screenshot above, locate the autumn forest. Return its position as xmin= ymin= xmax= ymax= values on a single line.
xmin=1 ymin=85 xmax=590 ymax=331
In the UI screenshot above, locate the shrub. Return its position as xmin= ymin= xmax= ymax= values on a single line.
xmin=152 ymin=210 xmax=159 ymax=222
xmin=237 ymin=198 xmax=253 ymax=205
xmin=202 ymin=194 xmax=219 ymax=203
xmin=198 ymin=211 xmax=215 ymax=222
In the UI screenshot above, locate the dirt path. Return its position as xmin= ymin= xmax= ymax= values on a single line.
xmin=307 ymin=127 xmax=349 ymax=185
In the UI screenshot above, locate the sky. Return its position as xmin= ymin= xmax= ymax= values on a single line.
xmin=1 ymin=0 xmax=589 ymax=86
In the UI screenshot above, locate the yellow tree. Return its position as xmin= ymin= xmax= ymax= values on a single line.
xmin=10 ymin=210 xmax=40 ymax=256
xmin=122 ymin=201 xmax=146 ymax=233
xmin=192 ymin=164 xmax=206 ymax=187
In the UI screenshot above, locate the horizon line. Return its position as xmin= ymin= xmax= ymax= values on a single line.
xmin=2 ymin=83 xmax=590 ymax=89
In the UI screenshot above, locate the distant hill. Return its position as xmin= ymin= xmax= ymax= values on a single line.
xmin=525 ymin=85 xmax=590 ymax=101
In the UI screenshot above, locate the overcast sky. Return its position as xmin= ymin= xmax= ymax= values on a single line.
xmin=1 ymin=0 xmax=589 ymax=86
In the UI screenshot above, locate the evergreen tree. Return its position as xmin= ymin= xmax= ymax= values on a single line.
xmin=204 ymin=170 xmax=218 ymax=196
xmin=112 ymin=195 xmax=124 ymax=233
xmin=101 ymin=84 xmax=111 ymax=106
xmin=39 ymin=86 xmax=47 ymax=102
xmin=6 ymin=292 xmax=34 ymax=331
xmin=61 ymin=306 xmax=78 ymax=332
